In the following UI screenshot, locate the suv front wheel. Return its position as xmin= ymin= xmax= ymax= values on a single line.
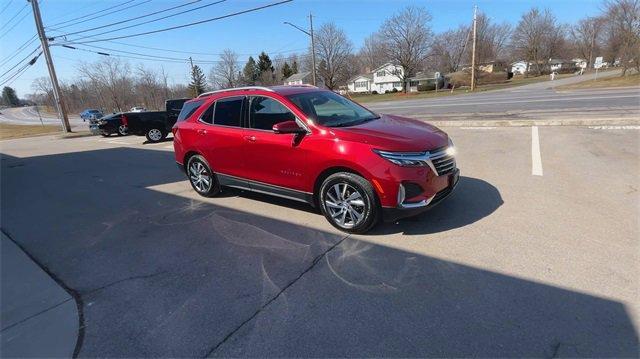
xmin=319 ymin=172 xmax=380 ymax=234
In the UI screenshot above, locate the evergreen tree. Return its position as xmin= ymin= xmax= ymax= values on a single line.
xmin=291 ymin=60 xmax=298 ymax=74
xmin=242 ymin=56 xmax=258 ymax=85
xmin=257 ymin=52 xmax=274 ymax=74
xmin=281 ymin=62 xmax=293 ymax=79
xmin=1 ymin=86 xmax=20 ymax=106
xmin=187 ymin=64 xmax=207 ymax=97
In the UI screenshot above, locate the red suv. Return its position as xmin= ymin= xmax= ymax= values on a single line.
xmin=173 ymin=85 xmax=458 ymax=233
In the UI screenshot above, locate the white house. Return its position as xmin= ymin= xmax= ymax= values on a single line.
xmin=284 ymin=72 xmax=312 ymax=86
xmin=572 ymin=58 xmax=588 ymax=69
xmin=371 ymin=63 xmax=404 ymax=93
xmin=511 ymin=61 xmax=528 ymax=75
xmin=346 ymin=74 xmax=373 ymax=93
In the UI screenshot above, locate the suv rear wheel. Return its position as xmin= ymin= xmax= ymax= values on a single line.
xmin=187 ymin=155 xmax=220 ymax=197
xmin=146 ymin=128 xmax=166 ymax=143
xmin=319 ymin=172 xmax=380 ymax=234
xmin=117 ymin=125 xmax=128 ymax=136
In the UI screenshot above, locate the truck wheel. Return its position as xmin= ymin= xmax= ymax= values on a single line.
xmin=146 ymin=128 xmax=165 ymax=143
xmin=117 ymin=125 xmax=128 ymax=136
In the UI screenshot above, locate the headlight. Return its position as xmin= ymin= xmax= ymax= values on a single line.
xmin=445 ymin=137 xmax=456 ymax=156
xmin=373 ymin=149 xmax=427 ymax=167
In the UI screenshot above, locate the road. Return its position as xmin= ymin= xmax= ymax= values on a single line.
xmin=0 ymin=106 xmax=84 ymax=128
xmin=367 ymin=71 xmax=640 ymax=122
xmin=1 ymin=126 xmax=638 ymax=357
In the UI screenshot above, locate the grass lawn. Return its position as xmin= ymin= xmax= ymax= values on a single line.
xmin=555 ymin=73 xmax=640 ymax=90
xmin=349 ymin=73 xmax=574 ymax=104
xmin=0 ymin=123 xmax=60 ymax=140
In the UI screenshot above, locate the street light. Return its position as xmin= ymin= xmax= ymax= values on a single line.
xmin=283 ymin=13 xmax=316 ymax=86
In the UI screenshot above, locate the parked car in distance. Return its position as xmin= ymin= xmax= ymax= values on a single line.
xmin=121 ymin=99 xmax=189 ymax=143
xmin=80 ymin=109 xmax=103 ymax=122
xmin=172 ymin=85 xmax=459 ymax=234
xmin=94 ymin=113 xmax=128 ymax=137
xmin=129 ymin=106 xmax=147 ymax=112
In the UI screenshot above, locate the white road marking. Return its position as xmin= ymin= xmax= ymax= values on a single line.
xmin=164 ymin=145 xmax=174 ymax=149
xmin=588 ymin=125 xmax=640 ymax=130
xmin=531 ymin=126 xmax=543 ymax=176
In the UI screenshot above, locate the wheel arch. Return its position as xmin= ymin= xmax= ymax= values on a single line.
xmin=182 ymin=151 xmax=203 ymax=172
xmin=312 ymin=166 xmax=368 ymax=207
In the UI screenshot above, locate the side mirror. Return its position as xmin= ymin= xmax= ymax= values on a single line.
xmin=273 ymin=120 xmax=305 ymax=134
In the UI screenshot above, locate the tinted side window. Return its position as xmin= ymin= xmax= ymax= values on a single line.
xmin=177 ymin=100 xmax=204 ymax=122
xmin=213 ymin=97 xmax=243 ymax=127
xmin=249 ymin=96 xmax=295 ymax=130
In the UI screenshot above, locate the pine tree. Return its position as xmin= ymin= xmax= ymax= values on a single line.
xmin=281 ymin=62 xmax=293 ymax=79
xmin=1 ymin=86 xmax=20 ymax=106
xmin=257 ymin=52 xmax=275 ymax=85
xmin=187 ymin=65 xmax=207 ymax=97
xmin=291 ymin=60 xmax=298 ymax=74
xmin=242 ymin=56 xmax=258 ymax=85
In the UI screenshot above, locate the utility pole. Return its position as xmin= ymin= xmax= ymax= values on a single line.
xmin=309 ymin=12 xmax=316 ymax=86
xmin=29 ymin=0 xmax=71 ymax=132
xmin=470 ymin=5 xmax=478 ymax=91
xmin=188 ymin=56 xmax=200 ymax=96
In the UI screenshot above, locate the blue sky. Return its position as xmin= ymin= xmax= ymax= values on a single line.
xmin=1 ymin=0 xmax=603 ymax=96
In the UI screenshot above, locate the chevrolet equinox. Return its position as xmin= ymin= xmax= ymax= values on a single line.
xmin=173 ymin=85 xmax=459 ymax=234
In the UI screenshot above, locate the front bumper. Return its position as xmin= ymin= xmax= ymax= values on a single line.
xmin=382 ymin=168 xmax=459 ymax=222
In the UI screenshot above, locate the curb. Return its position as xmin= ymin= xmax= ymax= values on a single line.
xmin=424 ymin=117 xmax=640 ymax=127
xmin=0 ymin=230 xmax=81 ymax=358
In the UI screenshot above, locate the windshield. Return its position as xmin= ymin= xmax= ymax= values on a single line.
xmin=286 ymin=91 xmax=379 ymax=127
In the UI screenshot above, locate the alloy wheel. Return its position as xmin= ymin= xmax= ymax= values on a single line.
xmin=148 ymin=129 xmax=162 ymax=141
xmin=324 ymin=182 xmax=366 ymax=228
xmin=189 ymin=161 xmax=212 ymax=193
xmin=118 ymin=125 xmax=128 ymax=135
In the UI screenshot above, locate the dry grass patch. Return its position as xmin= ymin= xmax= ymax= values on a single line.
xmin=556 ymin=73 xmax=640 ymax=90
xmin=0 ymin=123 xmax=59 ymax=140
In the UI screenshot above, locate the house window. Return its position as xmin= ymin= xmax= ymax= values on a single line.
xmin=376 ymin=71 xmax=385 ymax=77
xmin=393 ymin=82 xmax=402 ymax=88
xmin=391 ymin=69 xmax=401 ymax=76
xmin=409 ymin=80 xmax=419 ymax=87
xmin=355 ymin=81 xmax=368 ymax=89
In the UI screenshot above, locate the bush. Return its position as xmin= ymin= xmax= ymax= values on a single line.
xmin=417 ymin=84 xmax=435 ymax=92
xmin=371 ymin=90 xmax=378 ymax=95
xmin=391 ymin=88 xmax=398 ymax=93
xmin=384 ymin=90 xmax=389 ymax=94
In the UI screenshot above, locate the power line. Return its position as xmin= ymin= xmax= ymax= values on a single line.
xmin=0 ymin=0 xmax=14 ymax=16
xmin=0 ymin=47 xmax=41 ymax=80
xmin=0 ymin=52 xmax=42 ymax=87
xmin=0 ymin=35 xmax=38 ymax=67
xmin=57 ymin=0 xmax=218 ymax=38
xmin=0 ymin=7 xmax=32 ymax=40
xmin=60 ymin=0 xmax=294 ymax=44
xmin=0 ymin=3 xmax=28 ymax=32
xmin=45 ymin=0 xmax=137 ymax=28
xmin=48 ymin=0 xmax=153 ymax=31
xmin=59 ymin=43 xmax=220 ymax=64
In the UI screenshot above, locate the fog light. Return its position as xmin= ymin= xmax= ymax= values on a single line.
xmin=397 ymin=184 xmax=406 ymax=206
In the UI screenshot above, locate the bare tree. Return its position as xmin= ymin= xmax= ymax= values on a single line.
xmin=209 ymin=49 xmax=240 ymax=89
xmin=475 ymin=13 xmax=512 ymax=64
xmin=77 ymin=57 xmax=133 ymax=111
xmin=603 ymin=0 xmax=640 ymax=75
xmin=571 ymin=17 xmax=604 ymax=68
xmin=511 ymin=8 xmax=565 ymax=76
xmin=358 ymin=33 xmax=387 ymax=72
xmin=313 ymin=22 xmax=354 ymax=89
xmin=379 ymin=6 xmax=434 ymax=91
xmin=432 ymin=26 xmax=470 ymax=73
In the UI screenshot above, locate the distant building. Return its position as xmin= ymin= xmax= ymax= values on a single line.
xmin=572 ymin=58 xmax=588 ymax=69
xmin=511 ymin=61 xmax=528 ymax=75
xmin=346 ymin=74 xmax=373 ymax=94
xmin=371 ymin=63 xmax=404 ymax=93
xmin=283 ymin=72 xmax=312 ymax=86
xmin=407 ymin=71 xmax=444 ymax=92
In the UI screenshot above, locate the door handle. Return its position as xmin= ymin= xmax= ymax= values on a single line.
xmin=244 ymin=135 xmax=256 ymax=142
xmin=197 ymin=129 xmax=207 ymax=135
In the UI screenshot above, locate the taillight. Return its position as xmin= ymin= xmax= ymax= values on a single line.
xmin=121 ymin=115 xmax=128 ymax=126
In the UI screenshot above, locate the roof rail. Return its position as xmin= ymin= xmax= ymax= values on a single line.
xmin=197 ymin=86 xmax=274 ymax=98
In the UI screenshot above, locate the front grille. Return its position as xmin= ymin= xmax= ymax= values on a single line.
xmin=429 ymin=147 xmax=456 ymax=175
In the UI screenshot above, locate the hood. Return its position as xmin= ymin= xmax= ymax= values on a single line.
xmin=329 ymin=114 xmax=448 ymax=152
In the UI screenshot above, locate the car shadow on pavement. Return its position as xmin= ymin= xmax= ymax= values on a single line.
xmin=372 ymin=176 xmax=504 ymax=235
xmin=0 ymin=147 xmax=637 ymax=357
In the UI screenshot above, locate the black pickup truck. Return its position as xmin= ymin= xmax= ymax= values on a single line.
xmin=119 ymin=98 xmax=190 ymax=143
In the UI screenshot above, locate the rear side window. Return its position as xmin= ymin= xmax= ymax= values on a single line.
xmin=212 ymin=97 xmax=243 ymax=127
xmin=177 ymin=100 xmax=204 ymax=122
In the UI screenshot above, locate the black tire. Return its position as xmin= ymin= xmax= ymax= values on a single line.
xmin=145 ymin=127 xmax=166 ymax=143
xmin=319 ymin=172 xmax=380 ymax=234
xmin=186 ymin=155 xmax=220 ymax=197
xmin=117 ymin=125 xmax=128 ymax=136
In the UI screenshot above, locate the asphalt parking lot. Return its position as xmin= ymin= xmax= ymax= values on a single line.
xmin=1 ymin=125 xmax=638 ymax=357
